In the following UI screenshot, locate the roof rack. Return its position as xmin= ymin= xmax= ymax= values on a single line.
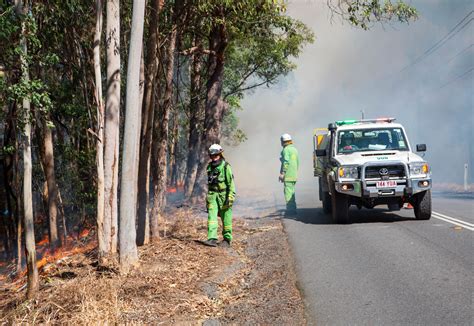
xmin=335 ymin=118 xmax=396 ymax=126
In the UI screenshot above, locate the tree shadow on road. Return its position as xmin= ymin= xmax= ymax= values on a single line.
xmin=281 ymin=207 xmax=414 ymax=225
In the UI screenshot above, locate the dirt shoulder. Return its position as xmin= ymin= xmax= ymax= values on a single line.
xmin=0 ymin=206 xmax=305 ymax=324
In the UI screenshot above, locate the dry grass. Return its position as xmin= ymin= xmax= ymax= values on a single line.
xmin=0 ymin=210 xmax=244 ymax=324
xmin=0 ymin=208 xmax=305 ymax=325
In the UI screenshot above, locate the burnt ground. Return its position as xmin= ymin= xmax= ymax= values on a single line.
xmin=0 ymin=199 xmax=305 ymax=325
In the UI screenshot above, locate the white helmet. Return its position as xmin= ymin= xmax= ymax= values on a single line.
xmin=280 ymin=133 xmax=292 ymax=142
xmin=208 ymin=144 xmax=224 ymax=155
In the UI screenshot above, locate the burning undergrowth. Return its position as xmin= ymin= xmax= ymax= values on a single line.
xmin=0 ymin=226 xmax=96 ymax=288
xmin=0 ymin=207 xmax=306 ymax=324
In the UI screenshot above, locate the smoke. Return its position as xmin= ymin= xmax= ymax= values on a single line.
xmin=226 ymin=0 xmax=473 ymax=193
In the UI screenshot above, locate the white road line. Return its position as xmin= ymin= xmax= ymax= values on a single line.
xmin=432 ymin=211 xmax=474 ymax=227
xmin=431 ymin=212 xmax=474 ymax=231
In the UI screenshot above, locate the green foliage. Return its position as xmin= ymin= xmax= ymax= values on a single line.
xmin=224 ymin=12 xmax=313 ymax=98
xmin=0 ymin=1 xmax=98 ymax=221
xmin=221 ymin=95 xmax=247 ymax=146
xmin=328 ymin=0 xmax=418 ymax=30
xmin=0 ymin=5 xmax=19 ymax=40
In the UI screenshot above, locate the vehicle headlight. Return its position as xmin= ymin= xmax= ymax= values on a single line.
xmin=338 ymin=166 xmax=359 ymax=179
xmin=409 ymin=162 xmax=430 ymax=177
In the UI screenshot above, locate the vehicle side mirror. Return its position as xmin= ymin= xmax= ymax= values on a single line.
xmin=328 ymin=123 xmax=337 ymax=131
xmin=416 ymin=144 xmax=426 ymax=152
xmin=315 ymin=149 xmax=327 ymax=157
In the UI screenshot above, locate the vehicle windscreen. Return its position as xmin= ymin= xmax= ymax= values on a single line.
xmin=337 ymin=127 xmax=409 ymax=154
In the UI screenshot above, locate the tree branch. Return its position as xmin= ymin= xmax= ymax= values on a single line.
xmin=224 ymin=74 xmax=279 ymax=99
xmin=179 ymin=46 xmax=215 ymax=56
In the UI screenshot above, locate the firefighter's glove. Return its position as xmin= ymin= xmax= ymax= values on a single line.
xmin=224 ymin=196 xmax=234 ymax=209
xmin=278 ymin=173 xmax=285 ymax=183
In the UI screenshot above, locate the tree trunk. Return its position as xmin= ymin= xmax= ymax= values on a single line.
xmin=191 ymin=21 xmax=228 ymax=203
xmin=137 ymin=0 xmax=162 ymax=246
xmin=14 ymin=131 xmax=22 ymax=273
xmin=168 ymin=106 xmax=179 ymax=188
xmin=150 ymin=3 xmax=179 ymax=241
xmin=40 ymin=119 xmax=60 ymax=249
xmin=57 ymin=188 xmax=67 ymax=244
xmin=119 ymin=0 xmax=145 ymax=272
xmin=23 ymin=117 xmax=38 ymax=297
xmin=94 ymin=0 xmax=106 ymax=261
xmin=16 ymin=0 xmax=38 ymax=298
xmin=169 ymin=37 xmax=182 ymax=189
xmin=104 ymin=0 xmax=121 ymax=258
xmin=0 ymin=161 xmax=11 ymax=257
xmin=184 ymin=39 xmax=204 ymax=199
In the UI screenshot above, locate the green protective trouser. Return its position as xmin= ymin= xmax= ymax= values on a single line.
xmin=284 ymin=181 xmax=297 ymax=211
xmin=207 ymin=191 xmax=232 ymax=241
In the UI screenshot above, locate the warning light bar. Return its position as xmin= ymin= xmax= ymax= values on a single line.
xmin=335 ymin=118 xmax=396 ymax=126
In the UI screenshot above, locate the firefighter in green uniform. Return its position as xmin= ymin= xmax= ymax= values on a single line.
xmin=279 ymin=133 xmax=299 ymax=215
xmin=203 ymin=144 xmax=236 ymax=247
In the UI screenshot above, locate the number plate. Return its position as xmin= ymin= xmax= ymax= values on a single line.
xmin=376 ymin=180 xmax=397 ymax=188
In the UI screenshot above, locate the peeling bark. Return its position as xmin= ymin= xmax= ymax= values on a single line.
xmin=103 ymin=0 xmax=121 ymax=258
xmin=94 ymin=0 xmax=106 ymax=260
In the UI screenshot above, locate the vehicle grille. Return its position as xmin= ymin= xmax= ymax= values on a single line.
xmin=365 ymin=164 xmax=406 ymax=179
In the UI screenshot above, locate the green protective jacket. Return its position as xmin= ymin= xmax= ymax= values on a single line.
xmin=280 ymin=144 xmax=299 ymax=182
xmin=207 ymin=160 xmax=236 ymax=199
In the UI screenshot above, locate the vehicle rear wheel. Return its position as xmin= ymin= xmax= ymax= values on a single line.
xmin=330 ymin=182 xmax=349 ymax=224
xmin=414 ymin=190 xmax=431 ymax=220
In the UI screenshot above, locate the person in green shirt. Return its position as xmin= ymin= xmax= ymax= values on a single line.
xmin=279 ymin=133 xmax=299 ymax=215
xmin=203 ymin=144 xmax=236 ymax=248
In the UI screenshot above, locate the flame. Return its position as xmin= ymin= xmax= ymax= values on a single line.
xmin=79 ymin=229 xmax=90 ymax=238
xmin=37 ymin=235 xmax=49 ymax=246
xmin=10 ymin=229 xmax=97 ymax=283
xmin=36 ymin=257 xmax=48 ymax=270
xmin=167 ymin=183 xmax=184 ymax=193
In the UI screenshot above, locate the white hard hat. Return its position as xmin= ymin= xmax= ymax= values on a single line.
xmin=208 ymin=144 xmax=223 ymax=155
xmin=280 ymin=133 xmax=292 ymax=142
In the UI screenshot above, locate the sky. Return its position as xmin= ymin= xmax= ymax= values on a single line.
xmin=226 ymin=0 xmax=473 ymax=192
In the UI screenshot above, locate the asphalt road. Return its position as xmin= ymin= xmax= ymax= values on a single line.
xmin=279 ymin=184 xmax=473 ymax=325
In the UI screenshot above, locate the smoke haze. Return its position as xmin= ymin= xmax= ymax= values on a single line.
xmin=226 ymin=0 xmax=473 ymax=195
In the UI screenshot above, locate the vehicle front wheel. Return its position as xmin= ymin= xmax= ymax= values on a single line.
xmin=322 ymin=191 xmax=332 ymax=214
xmin=413 ymin=190 xmax=432 ymax=220
xmin=330 ymin=182 xmax=349 ymax=224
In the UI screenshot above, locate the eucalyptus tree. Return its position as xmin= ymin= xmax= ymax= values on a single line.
xmin=94 ymin=0 xmax=106 ymax=259
xmin=15 ymin=0 xmax=39 ymax=298
xmin=136 ymin=0 xmax=163 ymax=246
xmin=119 ymin=0 xmax=146 ymax=272
xmin=103 ymin=0 xmax=121 ymax=259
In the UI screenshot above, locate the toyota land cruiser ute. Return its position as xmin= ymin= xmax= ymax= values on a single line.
xmin=313 ymin=118 xmax=432 ymax=224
